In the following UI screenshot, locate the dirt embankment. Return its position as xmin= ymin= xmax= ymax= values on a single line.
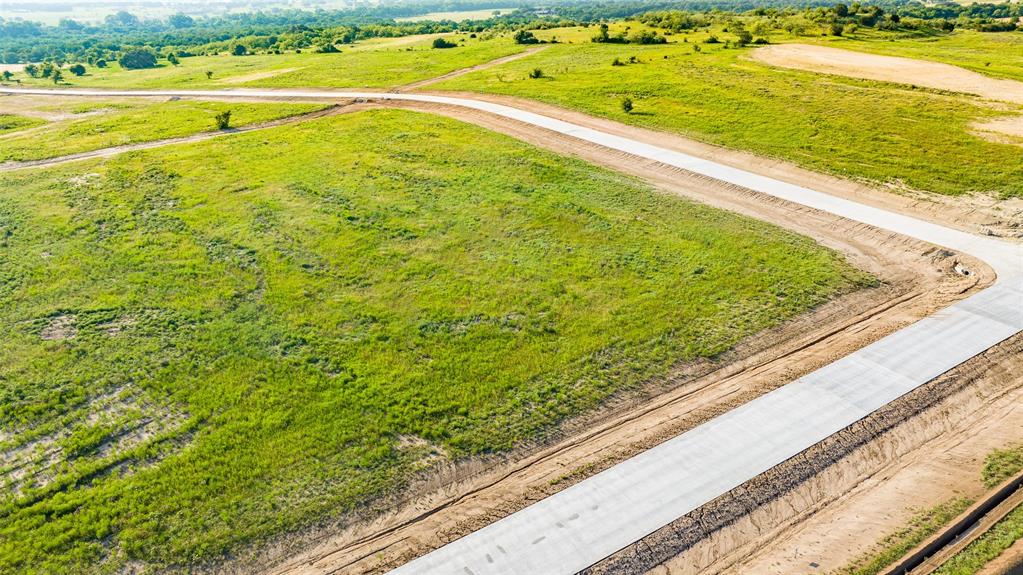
xmin=614 ymin=334 xmax=1023 ymax=574
xmin=236 ymin=99 xmax=991 ymax=575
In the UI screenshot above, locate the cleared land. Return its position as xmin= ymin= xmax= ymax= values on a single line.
xmin=0 ymin=98 xmax=325 ymax=162
xmin=750 ymin=43 xmax=1023 ymax=105
xmin=430 ymin=28 xmax=1023 ymax=198
xmin=0 ymin=108 xmax=870 ymax=574
xmin=827 ymin=30 xmax=1023 ymax=85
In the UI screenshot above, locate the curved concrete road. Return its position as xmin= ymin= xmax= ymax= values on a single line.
xmin=6 ymin=88 xmax=1022 ymax=575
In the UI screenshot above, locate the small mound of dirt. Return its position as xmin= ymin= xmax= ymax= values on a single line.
xmin=40 ymin=314 xmax=77 ymax=340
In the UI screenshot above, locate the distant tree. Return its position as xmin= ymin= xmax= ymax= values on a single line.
xmin=24 ymin=64 xmax=39 ymax=77
xmin=732 ymin=23 xmax=753 ymax=46
xmin=316 ymin=43 xmax=341 ymax=53
xmin=830 ymin=22 xmax=845 ymax=36
xmin=513 ymin=29 xmax=539 ymax=44
xmin=621 ymin=97 xmax=633 ymax=113
xmin=58 ymin=18 xmax=84 ymax=30
xmin=95 ymin=59 xmax=107 ymax=68
xmin=167 ymin=53 xmax=180 ymax=65
xmin=528 ymin=67 xmax=544 ymax=79
xmin=232 ymin=44 xmax=248 ymax=56
xmin=432 ymin=37 xmax=457 ymax=49
xmin=214 ymin=110 xmax=231 ymax=130
xmin=69 ymin=63 xmax=86 ymax=76
xmin=834 ymin=3 xmax=849 ymax=17
xmin=119 ymin=49 xmax=157 ymax=69
xmin=205 ymin=70 xmax=214 ymax=79
xmin=705 ymin=35 xmax=720 ymax=44
xmin=40 ymin=62 xmax=55 ymax=78
xmin=105 ymin=11 xmax=140 ymax=28
xmin=1 ymin=71 xmax=12 ymax=82
xmin=168 ymin=14 xmax=195 ymax=28
xmin=611 ymin=57 xmax=623 ymax=66
xmin=52 ymin=69 xmax=63 ymax=84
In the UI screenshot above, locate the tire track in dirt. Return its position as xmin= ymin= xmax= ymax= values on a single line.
xmin=0 ymin=103 xmax=360 ymax=171
xmin=395 ymin=45 xmax=548 ymax=91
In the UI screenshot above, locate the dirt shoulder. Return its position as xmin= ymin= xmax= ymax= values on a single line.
xmin=750 ymin=43 xmax=1023 ymax=105
xmin=243 ymin=99 xmax=989 ymax=575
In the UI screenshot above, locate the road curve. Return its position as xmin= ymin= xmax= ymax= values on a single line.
xmin=6 ymin=88 xmax=1022 ymax=575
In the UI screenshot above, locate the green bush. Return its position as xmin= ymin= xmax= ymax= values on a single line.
xmin=119 ymin=49 xmax=157 ymax=70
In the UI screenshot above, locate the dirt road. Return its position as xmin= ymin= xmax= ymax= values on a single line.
xmin=751 ymin=43 xmax=1023 ymax=105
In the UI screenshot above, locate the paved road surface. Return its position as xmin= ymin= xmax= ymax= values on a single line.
xmin=5 ymin=88 xmax=1022 ymax=575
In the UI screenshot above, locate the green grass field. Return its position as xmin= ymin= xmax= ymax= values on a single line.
xmin=0 ymin=100 xmax=325 ymax=162
xmin=0 ymin=108 xmax=871 ymax=573
xmin=433 ymin=27 xmax=1023 ymax=198
xmin=0 ymin=114 xmax=45 ymax=136
xmin=7 ymin=34 xmax=524 ymax=89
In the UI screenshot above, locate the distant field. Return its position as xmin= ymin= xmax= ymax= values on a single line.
xmin=0 ymin=100 xmax=325 ymax=162
xmin=434 ymin=24 xmax=1023 ymax=198
xmin=8 ymin=34 xmax=524 ymax=89
xmin=0 ymin=108 xmax=870 ymax=573
xmin=397 ymin=7 xmax=517 ymax=21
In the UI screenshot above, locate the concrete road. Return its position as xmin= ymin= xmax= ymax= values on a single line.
xmin=5 ymin=88 xmax=1022 ymax=575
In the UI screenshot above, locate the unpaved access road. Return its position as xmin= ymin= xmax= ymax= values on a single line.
xmin=5 ymin=88 xmax=1022 ymax=575
xmin=751 ymin=43 xmax=1023 ymax=105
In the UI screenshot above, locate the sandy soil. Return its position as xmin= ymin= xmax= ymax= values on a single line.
xmin=232 ymin=99 xmax=990 ymax=575
xmin=0 ymin=64 xmax=24 ymax=73
xmin=397 ymin=45 xmax=548 ymax=91
xmin=751 ymin=43 xmax=1023 ymax=105
xmin=973 ymin=115 xmax=1023 ymax=146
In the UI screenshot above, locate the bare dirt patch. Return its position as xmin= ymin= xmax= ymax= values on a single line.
xmin=750 ymin=43 xmax=1023 ymax=105
xmin=40 ymin=314 xmax=77 ymax=340
xmin=973 ymin=115 xmax=1023 ymax=146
